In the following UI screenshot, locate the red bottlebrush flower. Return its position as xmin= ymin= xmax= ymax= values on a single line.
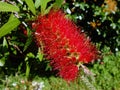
xmin=34 ymin=10 xmax=98 ymax=81
xmin=59 ymin=64 xmax=78 ymax=81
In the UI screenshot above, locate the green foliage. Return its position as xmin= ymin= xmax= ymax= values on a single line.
xmin=91 ymin=47 xmax=120 ymax=90
xmin=24 ymin=0 xmax=36 ymax=15
xmin=35 ymin=0 xmax=41 ymax=9
xmin=0 ymin=14 xmax=20 ymax=38
xmin=53 ymin=0 xmax=64 ymax=9
xmin=40 ymin=0 xmax=51 ymax=15
xmin=0 ymin=2 xmax=19 ymax=12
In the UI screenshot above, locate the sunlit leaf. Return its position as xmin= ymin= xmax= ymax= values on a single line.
xmin=0 ymin=14 xmax=20 ymax=38
xmin=37 ymin=48 xmax=44 ymax=61
xmin=35 ymin=0 xmax=41 ymax=9
xmin=40 ymin=0 xmax=51 ymax=15
xmin=24 ymin=0 xmax=36 ymax=15
xmin=0 ymin=2 xmax=19 ymax=12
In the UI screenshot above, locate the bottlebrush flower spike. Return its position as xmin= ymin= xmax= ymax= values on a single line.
xmin=33 ymin=9 xmax=98 ymax=81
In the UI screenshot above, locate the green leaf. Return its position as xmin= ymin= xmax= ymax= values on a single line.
xmin=23 ymin=36 xmax=32 ymax=52
xmin=53 ymin=0 xmax=63 ymax=9
xmin=44 ymin=4 xmax=54 ymax=15
xmin=27 ymin=52 xmax=35 ymax=58
xmin=0 ymin=14 xmax=20 ymax=38
xmin=26 ymin=60 xmax=30 ymax=78
xmin=37 ymin=48 xmax=44 ymax=61
xmin=0 ymin=2 xmax=19 ymax=12
xmin=23 ymin=28 xmax=33 ymax=51
xmin=3 ymin=37 xmax=8 ymax=48
xmin=25 ymin=0 xmax=36 ymax=15
xmin=8 ymin=14 xmax=15 ymax=21
xmin=35 ymin=0 xmax=41 ymax=9
xmin=40 ymin=0 xmax=51 ymax=15
xmin=0 ymin=57 xmax=6 ymax=67
xmin=25 ymin=52 xmax=35 ymax=78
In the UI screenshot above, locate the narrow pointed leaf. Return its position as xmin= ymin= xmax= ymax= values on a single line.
xmin=0 ymin=2 xmax=19 ymax=12
xmin=37 ymin=48 xmax=44 ymax=61
xmin=23 ymin=36 xmax=32 ymax=52
xmin=24 ymin=0 xmax=36 ymax=15
xmin=53 ymin=0 xmax=63 ymax=9
xmin=40 ymin=0 xmax=51 ymax=15
xmin=0 ymin=15 xmax=20 ymax=38
xmin=44 ymin=4 xmax=54 ymax=15
xmin=35 ymin=0 xmax=41 ymax=9
xmin=23 ymin=27 xmax=33 ymax=51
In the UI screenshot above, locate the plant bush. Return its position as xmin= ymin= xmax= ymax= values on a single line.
xmin=0 ymin=0 xmax=120 ymax=90
xmin=91 ymin=47 xmax=120 ymax=90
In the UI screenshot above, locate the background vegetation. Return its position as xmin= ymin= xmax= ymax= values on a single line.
xmin=0 ymin=0 xmax=120 ymax=90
